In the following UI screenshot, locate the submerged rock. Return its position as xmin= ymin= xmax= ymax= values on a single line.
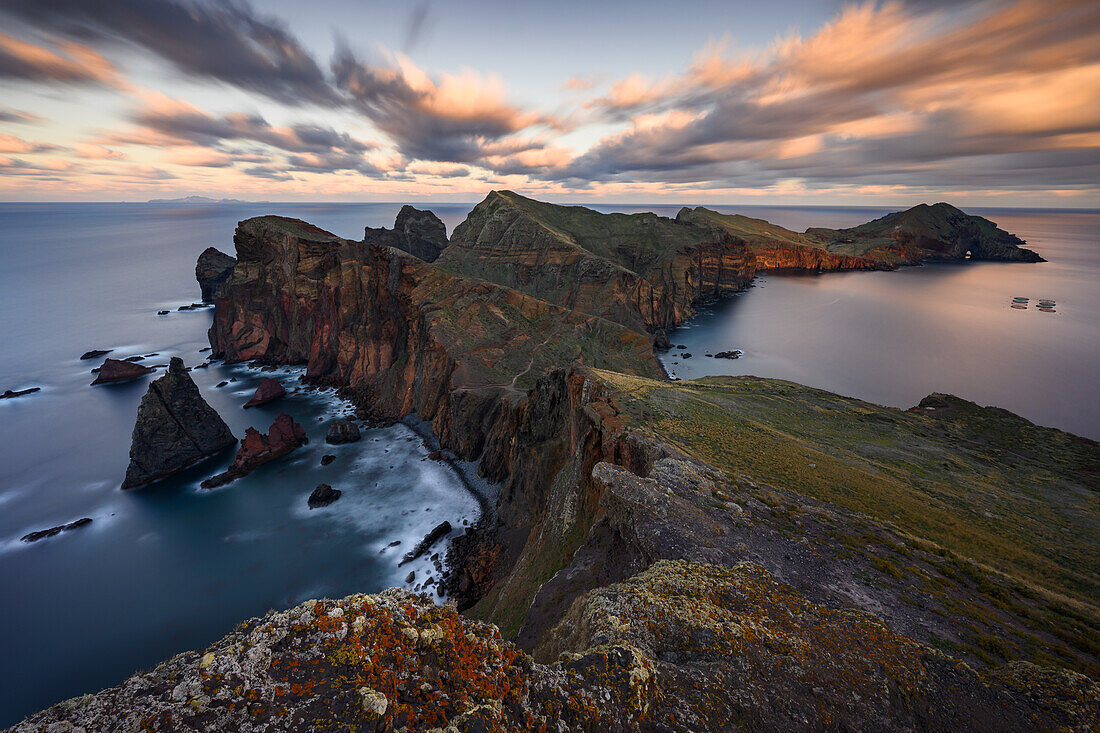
xmin=399 ymin=521 xmax=452 ymax=566
xmin=201 ymin=413 xmax=307 ymax=488
xmin=121 ymin=358 xmax=236 ymax=489
xmin=21 ymin=517 xmax=92 ymax=543
xmin=325 ymin=418 xmax=361 ymax=444
xmin=91 ymin=358 xmax=154 ymax=385
xmin=195 ymin=246 xmax=237 ymax=302
xmin=79 ymin=349 xmax=111 ymax=360
xmin=1 ymin=386 xmax=39 ymax=399
xmin=307 ymin=483 xmax=341 ymax=508
xmin=244 ymin=377 xmax=285 ymax=408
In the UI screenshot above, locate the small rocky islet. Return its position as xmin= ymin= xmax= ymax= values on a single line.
xmin=14 ymin=193 xmax=1098 ymax=732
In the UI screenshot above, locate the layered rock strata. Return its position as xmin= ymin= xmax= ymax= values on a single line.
xmin=363 ymin=204 xmax=449 ymax=262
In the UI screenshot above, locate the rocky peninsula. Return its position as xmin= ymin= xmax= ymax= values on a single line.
xmin=12 ymin=194 xmax=1096 ymax=732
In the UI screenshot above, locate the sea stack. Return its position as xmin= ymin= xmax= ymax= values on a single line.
xmin=362 ymin=205 xmax=448 ymax=262
xmin=195 ymin=247 xmax=237 ymax=302
xmin=121 ymin=358 xmax=236 ymax=489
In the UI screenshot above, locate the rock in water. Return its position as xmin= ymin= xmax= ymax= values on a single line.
xmin=363 ymin=205 xmax=448 ymax=262
xmin=1 ymin=387 xmax=39 ymax=399
xmin=80 ymin=349 xmax=112 ymax=360
xmin=195 ymin=247 xmax=237 ymax=302
xmin=21 ymin=517 xmax=92 ymax=543
xmin=121 ymin=358 xmax=236 ymax=489
xmin=91 ymin=358 xmax=154 ymax=385
xmin=307 ymin=483 xmax=341 ymax=508
xmin=320 ymin=454 xmax=335 ymax=466
xmin=325 ymin=418 xmax=361 ymax=444
xmin=202 ymin=413 xmax=307 ymax=488
xmin=714 ymin=350 xmax=742 ymax=359
xmin=399 ymin=521 xmax=453 ymax=566
xmin=244 ymin=377 xmax=285 ymax=408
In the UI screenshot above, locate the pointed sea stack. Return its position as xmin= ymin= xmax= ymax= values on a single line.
xmin=363 ymin=205 xmax=448 ymax=262
xmin=121 ymin=358 xmax=236 ymax=489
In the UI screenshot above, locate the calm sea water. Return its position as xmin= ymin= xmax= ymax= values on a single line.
xmin=0 ymin=202 xmax=1096 ymax=726
xmin=650 ymin=207 xmax=1100 ymax=441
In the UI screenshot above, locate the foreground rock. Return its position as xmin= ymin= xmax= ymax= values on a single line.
xmin=307 ymin=483 xmax=341 ymax=508
xmin=195 ymin=246 xmax=236 ymax=301
xmin=90 ymin=358 xmax=154 ymax=385
xmin=21 ymin=517 xmax=91 ymax=543
xmin=243 ymin=377 xmax=285 ymax=407
xmin=201 ymin=413 xmax=307 ymax=488
xmin=324 ymin=418 xmax=360 ymax=444
xmin=121 ymin=358 xmax=236 ymax=489
xmin=362 ymin=204 xmax=448 ymax=262
xmin=399 ymin=521 xmax=452 ymax=566
xmin=11 ymin=573 xmax=1096 ymax=733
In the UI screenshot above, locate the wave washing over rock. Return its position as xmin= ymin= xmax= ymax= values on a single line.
xmin=10 ymin=194 xmax=1096 ymax=732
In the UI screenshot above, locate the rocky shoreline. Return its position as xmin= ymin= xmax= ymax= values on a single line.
xmin=10 ymin=194 xmax=1096 ymax=732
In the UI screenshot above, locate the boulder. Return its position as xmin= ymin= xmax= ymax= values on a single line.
xmin=307 ymin=483 xmax=341 ymax=508
xmin=399 ymin=521 xmax=453 ymax=566
xmin=195 ymin=247 xmax=237 ymax=302
xmin=244 ymin=377 xmax=285 ymax=408
xmin=121 ymin=358 xmax=237 ymax=489
xmin=714 ymin=350 xmax=743 ymax=359
xmin=201 ymin=413 xmax=307 ymax=488
xmin=320 ymin=454 xmax=336 ymax=466
xmin=91 ymin=358 xmax=154 ymax=385
xmin=325 ymin=418 xmax=360 ymax=444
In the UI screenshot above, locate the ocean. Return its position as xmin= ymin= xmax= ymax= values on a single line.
xmin=0 ymin=201 xmax=1096 ymax=726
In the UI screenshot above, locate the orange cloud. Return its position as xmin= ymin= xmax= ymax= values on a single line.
xmin=0 ymin=32 xmax=119 ymax=86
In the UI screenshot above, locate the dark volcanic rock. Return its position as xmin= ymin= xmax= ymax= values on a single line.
xmin=307 ymin=483 xmax=341 ymax=508
xmin=244 ymin=377 xmax=285 ymax=408
xmin=320 ymin=454 xmax=335 ymax=466
xmin=80 ymin=349 xmax=111 ymax=360
xmin=201 ymin=413 xmax=307 ymax=488
xmin=714 ymin=349 xmax=742 ymax=359
xmin=399 ymin=521 xmax=452 ymax=566
xmin=363 ymin=205 xmax=448 ymax=262
xmin=1 ymin=387 xmax=39 ymax=399
xmin=325 ymin=418 xmax=360 ymax=444
xmin=91 ymin=358 xmax=154 ymax=385
xmin=121 ymin=358 xmax=236 ymax=489
xmin=196 ymin=247 xmax=237 ymax=302
xmin=21 ymin=517 xmax=92 ymax=543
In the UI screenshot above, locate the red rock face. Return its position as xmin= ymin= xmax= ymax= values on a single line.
xmin=751 ymin=243 xmax=885 ymax=272
xmin=232 ymin=412 xmax=307 ymax=473
xmin=244 ymin=377 xmax=286 ymax=407
xmin=91 ymin=358 xmax=154 ymax=385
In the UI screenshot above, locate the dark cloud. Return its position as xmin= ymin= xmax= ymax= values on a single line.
xmin=331 ymin=46 xmax=552 ymax=164
xmin=241 ymin=164 xmax=292 ymax=180
xmin=0 ymin=0 xmax=339 ymax=105
xmin=403 ymin=2 xmax=434 ymax=52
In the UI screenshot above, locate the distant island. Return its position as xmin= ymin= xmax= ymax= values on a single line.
xmin=146 ymin=196 xmax=250 ymax=204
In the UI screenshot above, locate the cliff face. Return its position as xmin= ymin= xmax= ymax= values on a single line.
xmin=195 ymin=246 xmax=237 ymax=302
xmin=439 ymin=191 xmax=755 ymax=332
xmin=677 ymin=206 xmax=885 ymax=272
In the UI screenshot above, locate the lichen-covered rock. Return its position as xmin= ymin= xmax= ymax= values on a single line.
xmin=195 ymin=246 xmax=236 ymax=302
xmin=122 ymin=357 xmax=236 ymax=489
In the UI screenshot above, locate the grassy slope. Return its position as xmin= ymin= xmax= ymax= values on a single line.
xmin=593 ymin=371 xmax=1099 ymax=610
xmin=676 ymin=206 xmax=823 ymax=251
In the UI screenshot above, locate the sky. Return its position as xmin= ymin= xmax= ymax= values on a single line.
xmin=0 ymin=0 xmax=1097 ymax=206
